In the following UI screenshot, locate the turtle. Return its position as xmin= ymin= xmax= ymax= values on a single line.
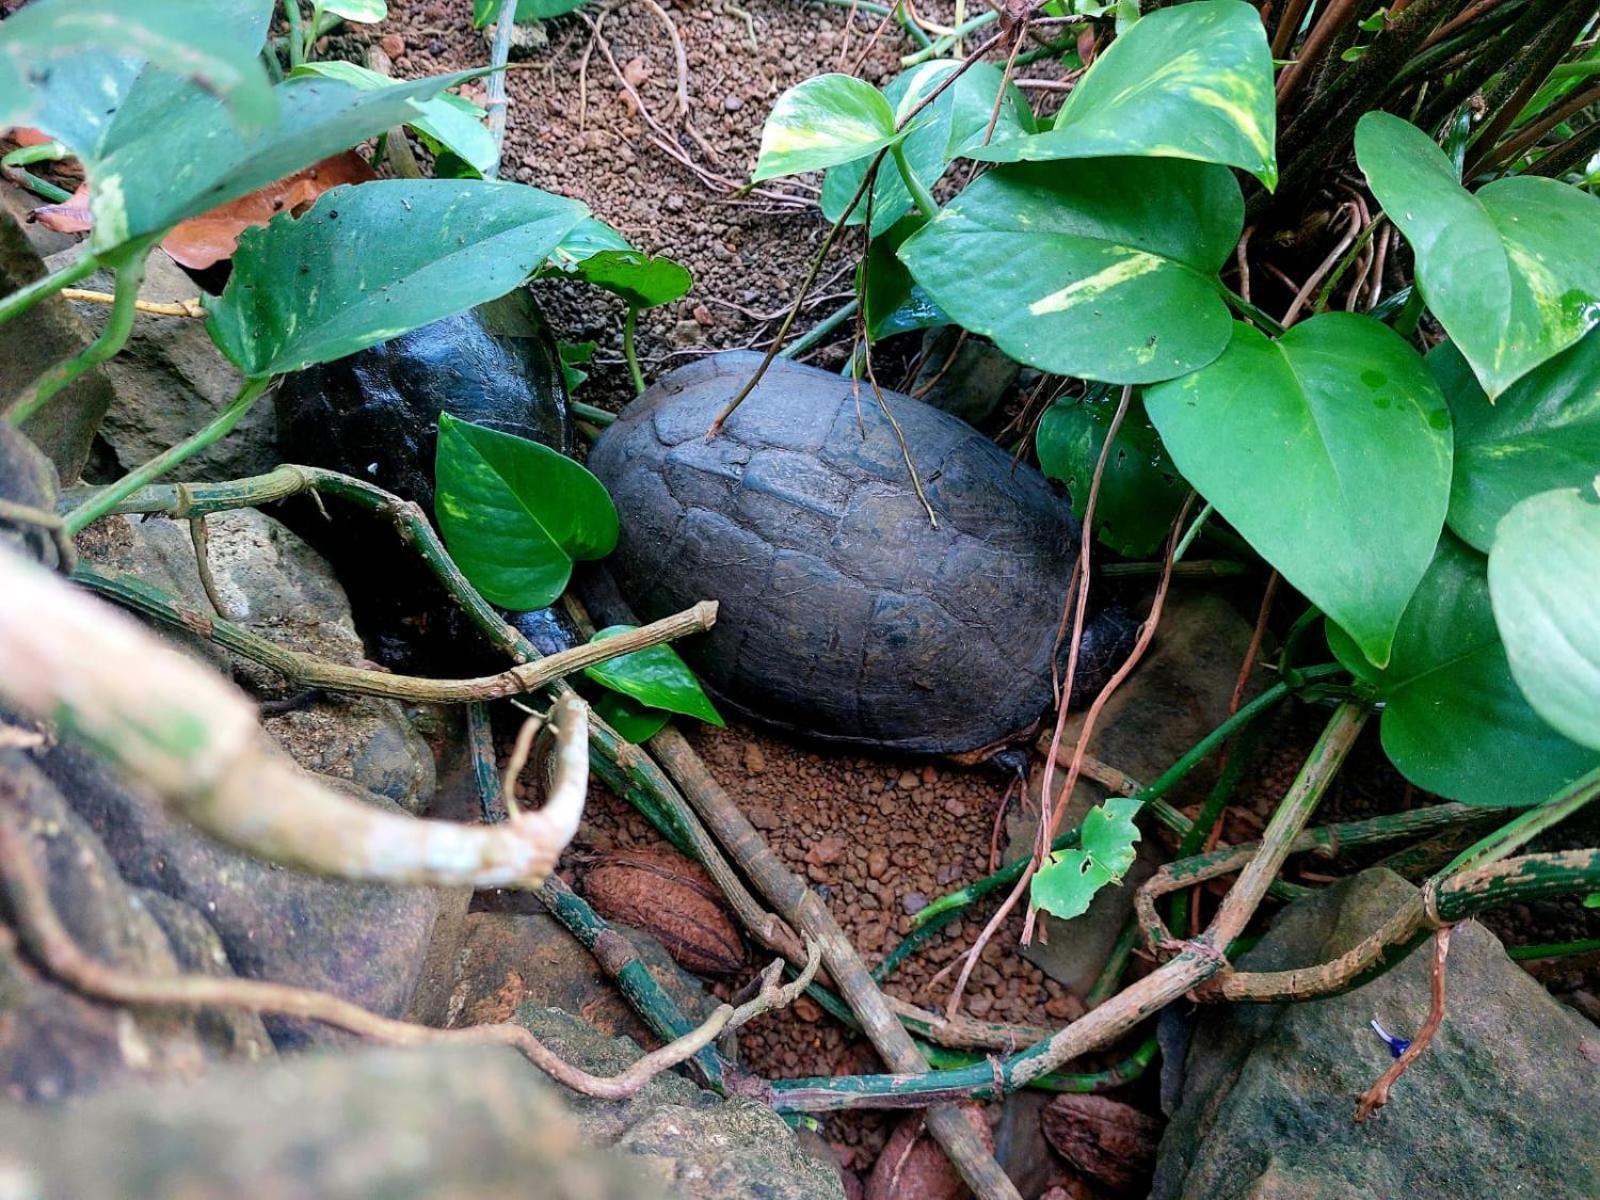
xmin=585 ymin=351 xmax=1135 ymax=762
xmin=274 ymin=289 xmax=575 ymax=671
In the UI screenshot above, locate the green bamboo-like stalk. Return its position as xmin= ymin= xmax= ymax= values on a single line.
xmin=61 ymin=376 xmax=272 ymax=536
xmin=0 ymin=251 xmax=99 ymax=329
xmin=1443 ymin=764 xmax=1600 ymax=877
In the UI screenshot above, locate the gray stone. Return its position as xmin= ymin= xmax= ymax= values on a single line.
xmin=1011 ymin=591 xmax=1266 ymax=994
xmin=1153 ymin=868 xmax=1600 ymax=1200
xmin=48 ymin=245 xmax=276 ymax=482
xmin=516 ymin=1006 xmax=848 ymax=1200
xmin=0 ymin=746 xmax=208 ymax=1102
xmin=86 ymin=507 xmax=437 ymax=811
xmin=1 ymin=198 xmax=113 ymax=481
xmin=912 ymin=327 xmax=1020 ymax=427
xmin=0 ymin=1044 xmax=663 ymax=1199
xmin=39 ymin=735 xmax=444 ymax=1050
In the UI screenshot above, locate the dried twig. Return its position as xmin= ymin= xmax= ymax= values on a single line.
xmin=0 ymin=812 xmax=820 ymax=1098
xmin=60 ymin=287 xmax=205 ymax=318
xmin=1355 ymin=927 xmax=1452 ymax=1121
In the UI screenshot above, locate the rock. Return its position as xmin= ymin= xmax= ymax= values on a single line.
xmin=912 ymin=329 xmax=1020 ymax=427
xmin=0 ymin=1044 xmax=662 ymax=1198
xmin=444 ymin=909 xmax=718 ymax=1043
xmin=0 ymin=747 xmax=208 ymax=1101
xmin=38 ymin=735 xmax=444 ymax=1050
xmin=52 ymin=247 xmax=271 ymax=483
xmin=134 ymin=889 xmax=275 ymax=1063
xmin=865 ymin=1104 xmax=993 ymax=1200
xmin=0 ymin=422 xmax=62 ymax=568
xmin=85 ymin=507 xmax=437 ymax=812
xmin=1152 ymin=869 xmax=1600 ymax=1200
xmin=516 ymin=1006 xmax=847 ymax=1199
xmin=1009 ymin=591 xmax=1265 ymax=995
xmin=2 ymin=200 xmax=113 ymax=481
xmin=1039 ymin=1094 xmax=1161 ymax=1194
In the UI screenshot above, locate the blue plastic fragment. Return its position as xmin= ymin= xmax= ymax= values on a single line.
xmin=1370 ymin=1017 xmax=1411 ymax=1059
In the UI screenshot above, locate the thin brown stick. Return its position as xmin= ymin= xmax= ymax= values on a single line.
xmin=1276 ymin=0 xmax=1362 ymax=104
xmin=187 ymin=513 xmax=232 ymax=619
xmin=1281 ymin=202 xmax=1362 ymax=327
xmin=862 ymin=340 xmax=939 ymax=527
xmin=1235 ymin=224 xmax=1254 ymax=304
xmin=0 ymin=813 xmax=820 ymax=1099
xmin=59 ymin=287 xmax=206 ymax=318
xmin=639 ymin=0 xmax=721 ymax=165
xmin=1354 ymin=927 xmax=1452 ymax=1121
xmin=648 ymin=726 xmax=1022 ymax=1200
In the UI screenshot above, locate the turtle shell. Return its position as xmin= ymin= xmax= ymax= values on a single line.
xmin=586 ymin=351 xmax=1087 ymax=755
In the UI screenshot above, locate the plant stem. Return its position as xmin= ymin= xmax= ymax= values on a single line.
xmin=1442 ymin=764 xmax=1600 ymax=876
xmin=1170 ymin=500 xmax=1214 ymax=562
xmin=73 ymin=564 xmax=716 ymax=704
xmin=1219 ymin=284 xmax=1288 ymax=335
xmin=6 ymin=253 xmax=150 ymax=428
xmin=779 ymin=297 xmax=859 ymax=360
xmin=902 ymin=10 xmax=999 ymax=66
xmin=622 ymin=305 xmax=645 ymax=395
xmin=484 ymin=0 xmax=518 ymax=179
xmin=909 ymin=674 xmax=1329 ymax=932
xmin=61 ymin=377 xmax=272 ymax=537
xmin=571 ymin=399 xmax=618 ymax=426
xmin=282 ymin=0 xmax=305 ymax=68
xmin=892 ymin=141 xmax=939 ymax=221
xmin=1510 ymin=936 xmax=1600 ymax=961
xmin=0 ymin=252 xmax=98 ymax=328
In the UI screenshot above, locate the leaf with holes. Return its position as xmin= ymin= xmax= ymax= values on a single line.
xmin=0 ymin=0 xmax=274 ymax=136
xmin=753 ymin=73 xmax=902 ymax=182
xmin=86 ymin=68 xmax=488 ymax=258
xmin=1489 ymin=485 xmax=1600 ymax=752
xmin=1429 ymin=331 xmax=1600 ymax=552
xmin=1146 ymin=314 xmax=1451 ymax=667
xmin=899 ymin=158 xmax=1242 ymax=384
xmin=1329 ymin=535 xmax=1600 ymax=806
xmin=572 ymin=250 xmax=693 ymax=309
xmin=1031 ymin=797 xmax=1142 ymax=921
xmin=1036 ymin=393 xmax=1188 ymax=557
xmin=584 ymin=626 xmax=724 ymax=727
xmin=1357 ymin=112 xmax=1600 ymax=398
xmin=292 ymin=61 xmax=497 ymax=176
xmin=821 ymin=60 xmax=1034 ymax=235
xmin=434 ymin=413 xmax=618 ymax=609
xmin=207 ymin=178 xmax=586 ymax=377
xmin=970 ymin=0 xmax=1277 ymax=187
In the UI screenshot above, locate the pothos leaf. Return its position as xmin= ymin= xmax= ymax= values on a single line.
xmin=593 ymin=690 xmax=671 ymax=743
xmin=753 ymin=73 xmax=902 ymax=181
xmin=583 ymin=625 xmax=724 ymax=727
xmin=1030 ymin=796 xmax=1142 ymax=921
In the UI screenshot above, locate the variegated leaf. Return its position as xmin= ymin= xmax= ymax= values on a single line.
xmin=897 ymin=157 xmax=1242 ymax=384
xmin=1358 ymin=112 xmax=1600 ymax=399
xmin=753 ymin=73 xmax=901 ymax=181
xmin=968 ymin=0 xmax=1277 ymax=188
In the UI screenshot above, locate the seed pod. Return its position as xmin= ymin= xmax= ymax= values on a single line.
xmin=580 ymin=846 xmax=747 ymax=976
xmin=1039 ymin=1094 xmax=1162 ymax=1194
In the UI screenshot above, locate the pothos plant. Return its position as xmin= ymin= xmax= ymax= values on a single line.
xmin=752 ymin=0 xmax=1600 ymax=919
xmin=0 ymin=0 xmax=716 ymax=743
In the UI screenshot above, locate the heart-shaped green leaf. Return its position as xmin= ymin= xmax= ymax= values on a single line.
xmin=87 ymin=69 xmax=486 ymax=258
xmin=899 ymin=158 xmax=1242 ymax=384
xmin=1036 ymin=393 xmax=1188 ymax=557
xmin=434 ymin=413 xmax=618 ymax=609
xmin=0 ymin=0 xmax=275 ymax=135
xmin=207 ymin=179 xmax=586 ymax=377
xmin=1429 ymin=332 xmax=1600 ymax=552
xmin=753 ymin=73 xmax=901 ymax=181
xmin=1030 ymin=796 xmax=1141 ymax=920
xmin=1489 ymin=484 xmax=1600 ymax=752
xmin=547 ymin=215 xmax=633 ymax=270
xmin=1357 ymin=112 xmax=1600 ymax=398
xmin=593 ymin=691 xmax=671 ymax=744
xmin=291 ymin=61 xmax=497 ymax=177
xmin=861 ymin=214 xmax=947 ymax=340
xmin=970 ymin=0 xmax=1277 ymax=188
xmin=1146 ymin=314 xmax=1452 ymax=667
xmin=584 ymin=625 xmax=724 ymax=727
xmin=570 ymin=250 xmax=693 ymax=309
xmin=1329 ymin=535 xmax=1600 ymax=806
xmin=821 ymin=60 xmax=1034 ymax=235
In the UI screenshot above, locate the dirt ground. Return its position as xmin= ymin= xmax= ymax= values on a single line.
xmin=340 ymin=0 xmax=1600 ymax=1186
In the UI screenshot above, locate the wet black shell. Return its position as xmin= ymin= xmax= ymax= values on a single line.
xmin=275 ymin=289 xmax=572 ymax=517
xmin=587 ymin=351 xmax=1086 ymax=755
